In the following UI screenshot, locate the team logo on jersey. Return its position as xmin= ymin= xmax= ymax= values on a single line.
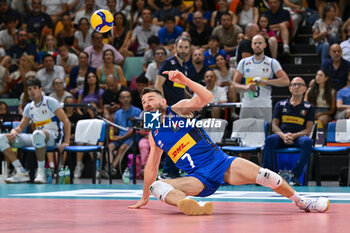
xmin=283 ymin=108 xmax=287 ymax=113
xmin=168 ymin=134 xmax=196 ymax=163
xmin=43 ymin=103 xmax=46 ymax=106
xmin=300 ymin=110 xmax=306 ymax=116
xmin=245 ymin=68 xmax=250 ymax=73
xmin=263 ymin=61 xmax=270 ymax=66
xmin=157 ymin=140 xmax=164 ymax=148
xmin=304 ymin=103 xmax=311 ymax=108
xmin=154 ymin=129 xmax=159 ymax=136
xmin=262 ymin=68 xmax=269 ymax=72
xmin=42 ymin=110 xmax=47 ymax=115
xmin=143 ymin=110 xmax=161 ymax=129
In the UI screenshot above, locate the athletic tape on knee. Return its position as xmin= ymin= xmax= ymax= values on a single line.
xmin=149 ymin=181 xmax=174 ymax=202
xmin=0 ymin=134 xmax=10 ymax=152
xmin=256 ymin=168 xmax=282 ymax=189
xmin=31 ymin=130 xmax=46 ymax=148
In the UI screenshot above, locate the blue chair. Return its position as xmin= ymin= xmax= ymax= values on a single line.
xmin=273 ymin=123 xmax=317 ymax=186
xmin=312 ymin=121 xmax=350 ymax=186
xmin=222 ymin=120 xmax=269 ymax=159
xmin=64 ymin=119 xmax=111 ymax=184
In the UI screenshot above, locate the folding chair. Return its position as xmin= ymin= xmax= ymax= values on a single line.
xmin=273 ymin=123 xmax=317 ymax=186
xmin=222 ymin=119 xmax=268 ymax=159
xmin=197 ymin=118 xmax=228 ymax=145
xmin=64 ymin=119 xmax=111 ymax=184
xmin=312 ymin=121 xmax=350 ymax=186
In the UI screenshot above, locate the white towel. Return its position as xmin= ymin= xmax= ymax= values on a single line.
xmin=75 ymin=119 xmax=104 ymax=144
xmin=335 ymin=119 xmax=350 ymax=142
xmin=231 ymin=118 xmax=265 ymax=147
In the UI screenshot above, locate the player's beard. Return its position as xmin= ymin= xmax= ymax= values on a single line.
xmin=177 ymin=51 xmax=188 ymax=61
xmin=254 ymin=49 xmax=263 ymax=56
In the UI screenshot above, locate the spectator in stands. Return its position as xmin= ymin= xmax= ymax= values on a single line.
xmin=158 ymin=14 xmax=183 ymax=50
xmin=203 ymin=35 xmax=227 ymax=68
xmin=84 ymin=31 xmax=124 ymax=69
xmin=7 ymin=55 xmax=35 ymax=99
xmin=214 ymin=53 xmax=236 ymax=102
xmin=49 ymin=78 xmax=73 ymax=103
xmin=232 ymin=34 xmax=290 ymax=122
xmin=203 ymin=69 xmax=227 ymax=118
xmin=78 ymin=71 xmax=104 ymax=114
xmin=130 ymin=0 xmax=149 ymax=29
xmin=6 ymin=28 xmax=37 ymax=65
xmin=143 ymin=36 xmax=161 ymax=71
xmin=102 ymin=74 xmax=128 ymax=118
xmin=36 ymin=34 xmax=58 ymax=66
xmin=257 ymin=15 xmax=278 ymax=59
xmin=212 ymin=12 xmax=243 ymax=55
xmin=335 ymin=71 xmax=350 ymax=119
xmin=305 ymin=69 xmax=336 ymax=129
xmin=111 ymin=12 xmax=133 ymax=58
xmin=74 ymin=0 xmax=96 ymax=25
xmin=0 ymin=63 xmax=8 ymax=97
xmin=0 ymin=17 xmax=16 ymax=51
xmin=66 ymin=0 xmax=85 ymax=18
xmin=0 ymin=0 xmax=21 ymax=30
xmin=56 ymin=14 xmax=76 ymax=47
xmin=152 ymin=0 xmax=181 ymax=27
xmin=340 ymin=23 xmax=350 ymax=62
xmin=263 ymin=77 xmax=314 ymax=186
xmin=188 ymin=48 xmax=209 ymax=85
xmin=129 ymin=8 xmax=161 ymax=56
xmin=235 ymin=0 xmax=259 ymax=29
xmin=283 ymin=0 xmax=306 ymax=38
xmin=22 ymin=0 xmax=53 ymax=45
xmin=189 ymin=11 xmax=213 ymax=50
xmin=56 ymin=44 xmax=79 ymax=75
xmin=41 ymin=0 xmax=68 ymax=26
xmin=107 ymin=90 xmax=141 ymax=177
xmin=312 ymin=3 xmax=343 ymax=63
xmin=321 ymin=43 xmax=350 ymax=91
xmin=185 ymin=0 xmax=211 ymax=31
xmin=210 ymin=0 xmax=235 ymax=28
xmin=145 ymin=46 xmax=167 ymax=86
xmin=36 ymin=54 xmax=65 ymax=95
xmin=69 ymin=51 xmax=96 ymax=97
xmin=0 ymin=100 xmax=8 ymax=116
xmin=155 ymin=36 xmax=190 ymax=179
xmin=73 ymin=17 xmax=93 ymax=52
xmin=132 ymin=73 xmax=149 ymax=110
xmin=265 ymin=0 xmax=291 ymax=55
xmin=97 ymin=49 xmax=126 ymax=89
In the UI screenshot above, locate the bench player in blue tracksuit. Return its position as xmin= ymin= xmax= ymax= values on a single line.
xmin=129 ymin=70 xmax=330 ymax=215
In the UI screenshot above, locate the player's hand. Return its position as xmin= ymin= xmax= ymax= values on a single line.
xmin=163 ymin=70 xmax=187 ymax=85
xmin=9 ymin=129 xmax=19 ymax=141
xmin=128 ymin=197 xmax=149 ymax=209
xmin=59 ymin=142 xmax=69 ymax=152
xmin=245 ymin=83 xmax=256 ymax=92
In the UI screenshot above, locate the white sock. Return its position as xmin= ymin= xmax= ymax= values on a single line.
xmin=37 ymin=160 xmax=45 ymax=169
xmin=49 ymin=162 xmax=55 ymax=169
xmin=289 ymin=191 xmax=301 ymax=203
xmin=12 ymin=160 xmax=26 ymax=173
xmin=77 ymin=161 xmax=83 ymax=166
xmin=283 ymin=44 xmax=290 ymax=48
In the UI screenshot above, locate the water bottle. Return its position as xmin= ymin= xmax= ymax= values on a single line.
xmin=46 ymin=168 xmax=52 ymax=184
xmin=58 ymin=167 xmax=65 ymax=184
xmin=64 ymin=166 xmax=71 ymax=184
xmin=12 ymin=136 xmax=19 ymax=152
xmin=122 ymin=167 xmax=130 ymax=184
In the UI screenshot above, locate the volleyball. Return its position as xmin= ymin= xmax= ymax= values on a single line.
xmin=90 ymin=9 xmax=114 ymax=33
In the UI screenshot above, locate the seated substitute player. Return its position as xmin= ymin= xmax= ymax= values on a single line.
xmin=0 ymin=79 xmax=71 ymax=184
xmin=128 ymin=70 xmax=330 ymax=216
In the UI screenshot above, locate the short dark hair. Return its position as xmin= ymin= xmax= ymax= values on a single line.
xmin=164 ymin=14 xmax=175 ymax=23
xmin=136 ymin=73 xmax=149 ymax=84
xmin=142 ymin=87 xmax=162 ymax=97
xmin=26 ymin=78 xmax=41 ymax=88
xmin=148 ymin=35 xmax=160 ymax=45
xmin=175 ymin=36 xmax=191 ymax=46
xmin=208 ymin=35 xmax=220 ymax=43
xmin=42 ymin=54 xmax=54 ymax=63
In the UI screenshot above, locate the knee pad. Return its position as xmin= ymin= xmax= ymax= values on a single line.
xmin=0 ymin=134 xmax=10 ymax=152
xmin=31 ymin=130 xmax=46 ymax=148
xmin=256 ymin=168 xmax=282 ymax=189
xmin=150 ymin=180 xmax=174 ymax=202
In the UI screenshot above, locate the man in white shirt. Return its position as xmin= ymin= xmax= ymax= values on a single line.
xmin=49 ymin=78 xmax=72 ymax=103
xmin=340 ymin=24 xmax=350 ymax=62
xmin=36 ymin=54 xmax=65 ymax=95
xmin=145 ymin=46 xmax=167 ymax=85
xmin=57 ymin=44 xmax=79 ymax=75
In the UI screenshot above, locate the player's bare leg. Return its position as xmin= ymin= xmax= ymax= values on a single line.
xmin=225 ymin=157 xmax=330 ymax=212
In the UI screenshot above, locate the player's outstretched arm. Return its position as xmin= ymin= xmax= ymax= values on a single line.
xmin=163 ymin=70 xmax=213 ymax=115
xmin=128 ymin=132 xmax=163 ymax=209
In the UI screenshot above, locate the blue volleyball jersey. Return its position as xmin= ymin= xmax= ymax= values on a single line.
xmin=151 ymin=107 xmax=221 ymax=174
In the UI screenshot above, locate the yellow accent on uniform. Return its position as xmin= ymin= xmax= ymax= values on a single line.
xmin=173 ymin=82 xmax=186 ymax=88
xmin=34 ymin=118 xmax=52 ymax=127
xmin=282 ymin=115 xmax=305 ymax=125
xmin=168 ymin=133 xmax=196 ymax=163
xmin=245 ymin=77 xmax=268 ymax=86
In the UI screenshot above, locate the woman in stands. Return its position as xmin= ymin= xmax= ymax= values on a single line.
xmin=73 ymin=17 xmax=93 ymax=52
xmin=96 ymin=49 xmax=126 ymax=88
xmin=214 ymin=54 xmax=236 ymax=102
xmin=110 ymin=12 xmax=133 ymax=58
xmin=36 ymin=34 xmax=58 ymax=67
xmin=305 ymin=69 xmax=336 ymax=129
xmin=56 ymin=14 xmax=76 ymax=47
xmin=130 ymin=0 xmax=148 ymax=29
